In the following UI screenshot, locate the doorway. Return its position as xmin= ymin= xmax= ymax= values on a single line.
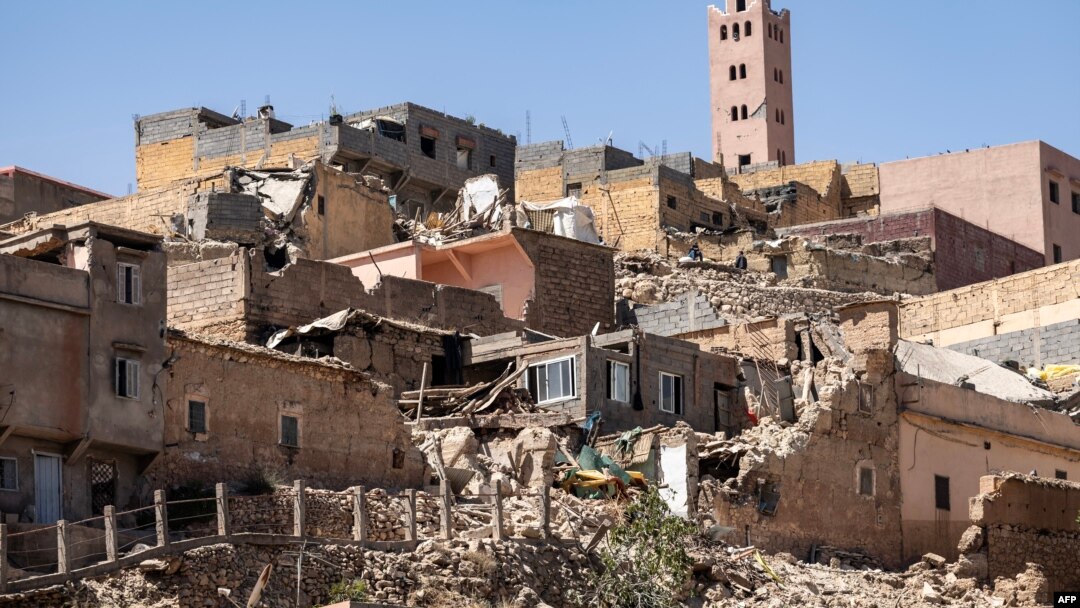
xmin=34 ymin=453 xmax=63 ymax=523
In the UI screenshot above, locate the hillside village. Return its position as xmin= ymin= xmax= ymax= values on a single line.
xmin=1 ymin=1 xmax=1079 ymax=607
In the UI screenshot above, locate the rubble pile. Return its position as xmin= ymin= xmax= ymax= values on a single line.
xmin=396 ymin=175 xmax=509 ymax=245
xmin=616 ymin=250 xmax=876 ymax=319
xmin=398 ymin=363 xmax=538 ymax=418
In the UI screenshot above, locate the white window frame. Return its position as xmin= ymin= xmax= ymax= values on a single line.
xmin=0 ymin=457 xmax=17 ymax=491
xmin=526 ymin=356 xmax=577 ymax=405
xmin=116 ymin=262 xmax=142 ymax=305
xmin=659 ymin=371 xmax=684 ymax=415
xmin=280 ymin=414 xmax=301 ymax=448
xmin=608 ymin=360 xmax=630 ymax=403
xmin=115 ymin=357 xmax=140 ymax=399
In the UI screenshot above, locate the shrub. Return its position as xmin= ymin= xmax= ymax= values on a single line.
xmin=326 ymin=578 xmax=367 ymax=603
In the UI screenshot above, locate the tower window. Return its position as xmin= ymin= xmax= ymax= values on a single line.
xmin=775 ymin=109 xmax=780 ymax=123
xmin=736 ymin=0 xmax=746 ymax=11
xmin=730 ymin=106 xmax=738 ymax=121
xmin=738 ymin=154 xmax=751 ymax=168
xmin=773 ymin=68 xmax=778 ymax=82
xmin=1053 ymin=244 xmax=1062 ymax=263
xmin=740 ymin=105 xmax=748 ymax=120
xmin=1049 ymin=180 xmax=1059 ymax=204
xmin=768 ymin=23 xmax=773 ymax=38
xmin=782 ymin=151 xmax=787 ymax=165
xmin=733 ymin=23 xmax=740 ymax=39
xmin=781 ymin=110 xmax=786 ymax=125
xmin=739 ymin=64 xmax=746 ymax=79
xmin=745 ymin=21 xmax=752 ymax=36
xmin=779 ymin=69 xmax=784 ymax=84
xmin=729 ymin=65 xmax=737 ymax=80
xmin=720 ymin=25 xmax=728 ymax=40
xmin=780 ymin=29 xmax=784 ymax=43
xmin=1071 ymin=191 xmax=1079 ymax=214
xmin=777 ymin=148 xmax=782 ymax=162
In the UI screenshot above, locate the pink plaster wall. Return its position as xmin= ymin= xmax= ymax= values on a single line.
xmin=420 ymin=242 xmax=535 ymax=321
xmin=878 ymin=141 xmax=1080 ymax=264
xmin=331 ymin=242 xmax=420 ymax=288
xmin=708 ymin=0 xmax=794 ymax=167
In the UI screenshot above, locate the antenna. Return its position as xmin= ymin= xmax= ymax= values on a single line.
xmin=661 ymin=140 xmax=668 ymax=157
xmin=264 ymin=94 xmax=270 ymax=106
xmin=639 ymin=141 xmax=657 ymax=158
xmin=561 ymin=116 xmax=574 ymax=150
xmin=240 ymin=100 xmax=246 ymax=119
xmin=525 ymin=110 xmax=532 ymax=145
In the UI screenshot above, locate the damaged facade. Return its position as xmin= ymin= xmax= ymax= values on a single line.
xmin=0 ymin=223 xmax=166 ymax=522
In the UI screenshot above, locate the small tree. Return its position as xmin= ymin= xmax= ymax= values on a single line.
xmin=584 ymin=486 xmax=696 ymax=608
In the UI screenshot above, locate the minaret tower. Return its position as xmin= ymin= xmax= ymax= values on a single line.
xmin=707 ymin=0 xmax=794 ymax=170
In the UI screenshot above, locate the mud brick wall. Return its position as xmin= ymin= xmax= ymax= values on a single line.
xmin=899 ymin=258 xmax=1080 ymax=337
xmin=969 ymin=475 xmax=1080 ymax=594
xmin=730 ymin=160 xmax=841 ymax=204
xmin=782 ymin=208 xmax=1044 ymax=291
xmin=513 ymin=228 xmax=614 ymax=337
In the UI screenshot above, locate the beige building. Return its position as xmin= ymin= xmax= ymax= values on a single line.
xmin=707 ymin=0 xmax=794 ymax=169
xmin=879 ymin=141 xmax=1080 ymax=265
xmin=0 ymin=166 xmax=110 ymax=225
xmin=0 ymin=223 xmax=167 ymax=522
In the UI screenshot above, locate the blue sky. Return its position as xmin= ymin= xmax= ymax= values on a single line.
xmin=1 ymin=0 xmax=1077 ymax=196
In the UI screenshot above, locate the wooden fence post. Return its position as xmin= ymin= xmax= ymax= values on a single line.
xmin=405 ymin=489 xmax=417 ymax=542
xmin=439 ymin=479 xmax=453 ymax=540
xmin=0 ymin=524 xmax=7 ymax=593
xmin=216 ymin=483 xmax=230 ymax=537
xmin=540 ymin=483 xmax=551 ymax=540
xmin=154 ymin=490 xmax=169 ymax=548
xmin=492 ymin=481 xmax=504 ymax=541
xmin=56 ymin=520 xmax=70 ymax=575
xmin=104 ymin=506 xmax=118 ymax=562
xmin=293 ymin=480 xmax=306 ymax=537
xmin=352 ymin=486 xmax=367 ymax=543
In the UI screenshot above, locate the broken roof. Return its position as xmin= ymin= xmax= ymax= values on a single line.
xmin=894 ymin=340 xmax=1055 ymax=405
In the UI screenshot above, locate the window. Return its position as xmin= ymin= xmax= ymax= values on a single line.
xmin=781 ymin=150 xmax=787 ymax=165
xmin=858 ymin=383 xmax=874 ymax=414
xmin=857 ymin=466 xmax=875 ymax=496
xmin=420 ymin=135 xmax=437 ymax=159
xmin=934 ymin=475 xmax=950 ymax=511
xmin=775 ymin=109 xmax=780 ymax=123
xmin=720 ymin=25 xmax=728 ymax=40
xmin=1053 ymin=244 xmax=1063 ymax=264
xmin=566 ymin=182 xmax=582 ymax=198
xmin=116 ymin=263 xmax=141 ymax=305
xmin=730 ymin=106 xmax=739 ymax=121
xmin=659 ymin=372 xmax=684 ymax=415
xmin=280 ymin=415 xmax=300 ymax=447
xmin=456 ymin=146 xmax=473 ymax=170
xmin=489 ymin=154 xmax=497 ymax=168
xmin=712 ymin=211 xmax=723 ymax=225
xmin=739 ymin=64 xmax=746 ymax=79
xmin=744 ymin=21 xmax=752 ymax=36
xmin=89 ymin=460 xmax=116 ymax=515
xmin=317 ymin=195 xmax=325 ymax=215
xmin=740 ymin=105 xmax=748 ymax=119
xmin=773 ymin=68 xmax=778 ymax=82
xmin=781 ymin=110 xmax=786 ymax=125
xmin=115 ymin=358 xmax=140 ymax=399
xmin=1049 ymin=180 xmax=1059 ymax=204
xmin=0 ymin=458 xmax=16 ymax=491
xmin=1055 ymin=469 xmax=1067 ymax=480
xmin=768 ymin=23 xmax=773 ymax=38
xmin=733 ymin=23 xmax=740 ymax=39
xmin=666 ymin=196 xmax=677 ymax=209
xmin=729 ymin=65 xmax=737 ymax=81
xmin=1073 ymin=191 xmax=1080 ymax=214
xmin=392 ymin=448 xmax=405 ymax=469
xmin=777 ymin=148 xmax=782 ymax=162
xmin=779 ymin=69 xmax=784 ymax=84
xmin=779 ymin=29 xmax=784 ymax=43
xmin=526 ymin=357 xmax=576 ymax=404
xmin=738 ymin=154 xmax=752 ymax=168
xmin=736 ymin=0 xmax=746 ymax=11
xmin=607 ymin=360 xmax=630 ymax=403
xmin=188 ymin=400 xmax=207 ymax=434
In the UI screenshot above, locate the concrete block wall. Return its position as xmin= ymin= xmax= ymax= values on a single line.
xmin=514 ymin=228 xmax=615 ymax=337
xmin=947 ymin=319 xmax=1080 ymax=366
xmin=167 ymin=254 xmax=248 ymax=332
xmin=618 ymin=290 xmax=727 ymax=337
xmin=188 ymin=192 xmax=263 ymax=242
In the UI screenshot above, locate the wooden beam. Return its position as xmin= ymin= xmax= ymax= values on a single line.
xmin=445 ymin=250 xmax=472 ymax=282
xmin=65 ymin=437 xmax=93 ymax=466
xmin=0 ymin=427 xmax=15 ymax=450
